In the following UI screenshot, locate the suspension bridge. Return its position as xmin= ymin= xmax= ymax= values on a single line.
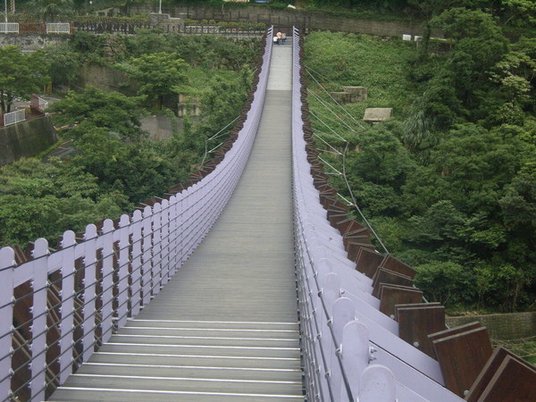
xmin=0 ymin=28 xmax=534 ymax=402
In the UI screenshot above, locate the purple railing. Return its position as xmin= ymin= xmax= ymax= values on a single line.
xmin=0 ymin=28 xmax=273 ymax=402
xmin=291 ymin=27 xmax=463 ymax=402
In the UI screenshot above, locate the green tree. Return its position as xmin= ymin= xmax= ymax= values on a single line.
xmin=70 ymin=126 xmax=175 ymax=203
xmin=490 ymin=37 xmax=536 ymax=125
xmin=414 ymin=261 xmax=476 ymax=306
xmin=432 ymin=8 xmax=508 ymax=110
xmin=116 ymin=52 xmax=189 ymax=109
xmin=500 ymin=162 xmax=536 ymax=232
xmin=475 ymin=263 xmax=533 ymax=311
xmin=344 ymin=128 xmax=415 ymax=216
xmin=50 ymin=87 xmax=145 ymax=141
xmin=0 ymin=46 xmax=49 ymax=113
xmin=43 ymin=44 xmax=81 ymax=90
xmin=0 ymin=158 xmax=127 ymax=247
xmin=30 ymin=0 xmax=74 ymax=22
xmin=499 ymin=0 xmax=536 ymax=27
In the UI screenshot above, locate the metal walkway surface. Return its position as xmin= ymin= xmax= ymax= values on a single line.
xmin=50 ymin=43 xmax=302 ymax=401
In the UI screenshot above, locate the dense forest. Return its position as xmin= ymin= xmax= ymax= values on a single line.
xmin=0 ymin=32 xmax=260 ymax=247
xmin=305 ymin=1 xmax=535 ymax=312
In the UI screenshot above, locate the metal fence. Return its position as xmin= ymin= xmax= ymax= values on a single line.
xmin=0 ymin=28 xmax=273 ymax=402
xmin=46 ymin=23 xmax=70 ymax=34
xmin=3 ymin=109 xmax=25 ymax=127
xmin=0 ymin=22 xmax=19 ymax=33
xmin=291 ymin=27 xmax=462 ymax=402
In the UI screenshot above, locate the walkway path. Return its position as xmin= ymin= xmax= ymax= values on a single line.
xmin=50 ymin=42 xmax=303 ymax=401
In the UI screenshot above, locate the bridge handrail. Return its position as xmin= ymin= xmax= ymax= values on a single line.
xmin=291 ymin=27 xmax=462 ymax=402
xmin=292 ymin=27 xmax=355 ymax=402
xmin=0 ymin=27 xmax=273 ymax=402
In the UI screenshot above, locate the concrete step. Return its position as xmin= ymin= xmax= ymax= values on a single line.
xmin=108 ymin=333 xmax=300 ymax=348
xmin=99 ymin=342 xmax=301 ymax=359
xmin=59 ymin=373 xmax=303 ymax=395
xmin=90 ymin=351 xmax=302 ymax=370
xmin=126 ymin=319 xmax=299 ymax=331
xmin=120 ymin=325 xmax=299 ymax=339
xmin=50 ymin=387 xmax=305 ymax=401
xmin=77 ymin=361 xmax=302 ymax=382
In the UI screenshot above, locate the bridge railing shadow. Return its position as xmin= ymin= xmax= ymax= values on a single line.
xmin=0 ymin=27 xmax=274 ymax=402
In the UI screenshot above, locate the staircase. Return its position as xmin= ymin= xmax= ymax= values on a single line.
xmin=50 ymin=320 xmax=303 ymax=401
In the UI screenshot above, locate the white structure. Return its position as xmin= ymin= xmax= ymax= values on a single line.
xmin=46 ymin=23 xmax=70 ymax=34
xmin=3 ymin=109 xmax=25 ymax=126
xmin=0 ymin=22 xmax=18 ymax=33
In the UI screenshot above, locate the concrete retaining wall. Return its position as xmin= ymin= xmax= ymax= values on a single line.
xmin=129 ymin=4 xmax=426 ymax=37
xmin=0 ymin=34 xmax=69 ymax=51
xmin=447 ymin=312 xmax=536 ymax=340
xmin=0 ymin=117 xmax=57 ymax=166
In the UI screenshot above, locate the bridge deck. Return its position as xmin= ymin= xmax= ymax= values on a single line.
xmin=50 ymin=43 xmax=303 ymax=401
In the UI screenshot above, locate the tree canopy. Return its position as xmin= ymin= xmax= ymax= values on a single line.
xmin=304 ymin=5 xmax=536 ymax=312
xmin=0 ymin=46 xmax=49 ymax=114
xmin=116 ymin=52 xmax=189 ymax=109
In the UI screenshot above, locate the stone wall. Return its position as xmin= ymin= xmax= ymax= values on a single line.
xmin=130 ymin=4 xmax=427 ymax=37
xmin=79 ymin=64 xmax=136 ymax=95
xmin=0 ymin=117 xmax=57 ymax=166
xmin=0 ymin=34 xmax=69 ymax=51
xmin=446 ymin=312 xmax=536 ymax=340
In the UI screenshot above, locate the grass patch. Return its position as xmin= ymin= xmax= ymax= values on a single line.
xmin=493 ymin=337 xmax=536 ymax=367
xmin=304 ymin=32 xmax=419 ymax=124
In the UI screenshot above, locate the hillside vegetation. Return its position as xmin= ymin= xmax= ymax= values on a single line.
xmin=0 ymin=32 xmax=261 ymax=248
xmin=305 ymin=4 xmax=536 ymax=312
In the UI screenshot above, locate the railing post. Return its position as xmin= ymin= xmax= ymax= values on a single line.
xmin=168 ymin=195 xmax=179 ymax=275
xmin=151 ymin=203 xmax=162 ymax=295
xmin=116 ymin=214 xmax=130 ymax=327
xmin=58 ymin=231 xmax=76 ymax=384
xmin=141 ymin=206 xmax=153 ymax=306
xmin=130 ymin=210 xmax=143 ymax=317
xmin=0 ymin=247 xmax=15 ymax=401
xmin=30 ymin=238 xmax=49 ymax=401
xmin=100 ymin=220 xmax=114 ymax=344
xmin=82 ymin=224 xmax=98 ymax=362
xmin=160 ymin=199 xmax=170 ymax=286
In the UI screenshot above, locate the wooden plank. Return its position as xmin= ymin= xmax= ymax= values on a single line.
xmin=477 ymin=355 xmax=536 ymax=402
xmin=380 ymin=255 xmax=416 ymax=279
xmin=355 ymin=248 xmax=385 ymax=278
xmin=378 ymin=284 xmax=423 ymax=317
xmin=396 ymin=305 xmax=446 ymax=358
xmin=428 ymin=321 xmax=482 ymax=343
xmin=432 ymin=327 xmax=493 ymax=397
xmin=466 ymin=346 xmax=536 ymax=402
xmin=372 ymin=268 xmax=413 ymax=298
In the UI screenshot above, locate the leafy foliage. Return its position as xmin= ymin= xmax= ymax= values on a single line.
xmin=50 ymin=87 xmax=145 ymax=141
xmin=0 ymin=46 xmax=49 ymax=113
xmin=305 ymin=11 xmax=536 ymax=312
xmin=116 ymin=52 xmax=189 ymax=108
xmin=0 ymin=31 xmax=259 ymax=250
xmin=0 ymin=158 xmax=127 ymax=246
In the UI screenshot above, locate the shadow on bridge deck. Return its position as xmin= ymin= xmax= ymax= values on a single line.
xmin=50 ymin=42 xmax=304 ymax=401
